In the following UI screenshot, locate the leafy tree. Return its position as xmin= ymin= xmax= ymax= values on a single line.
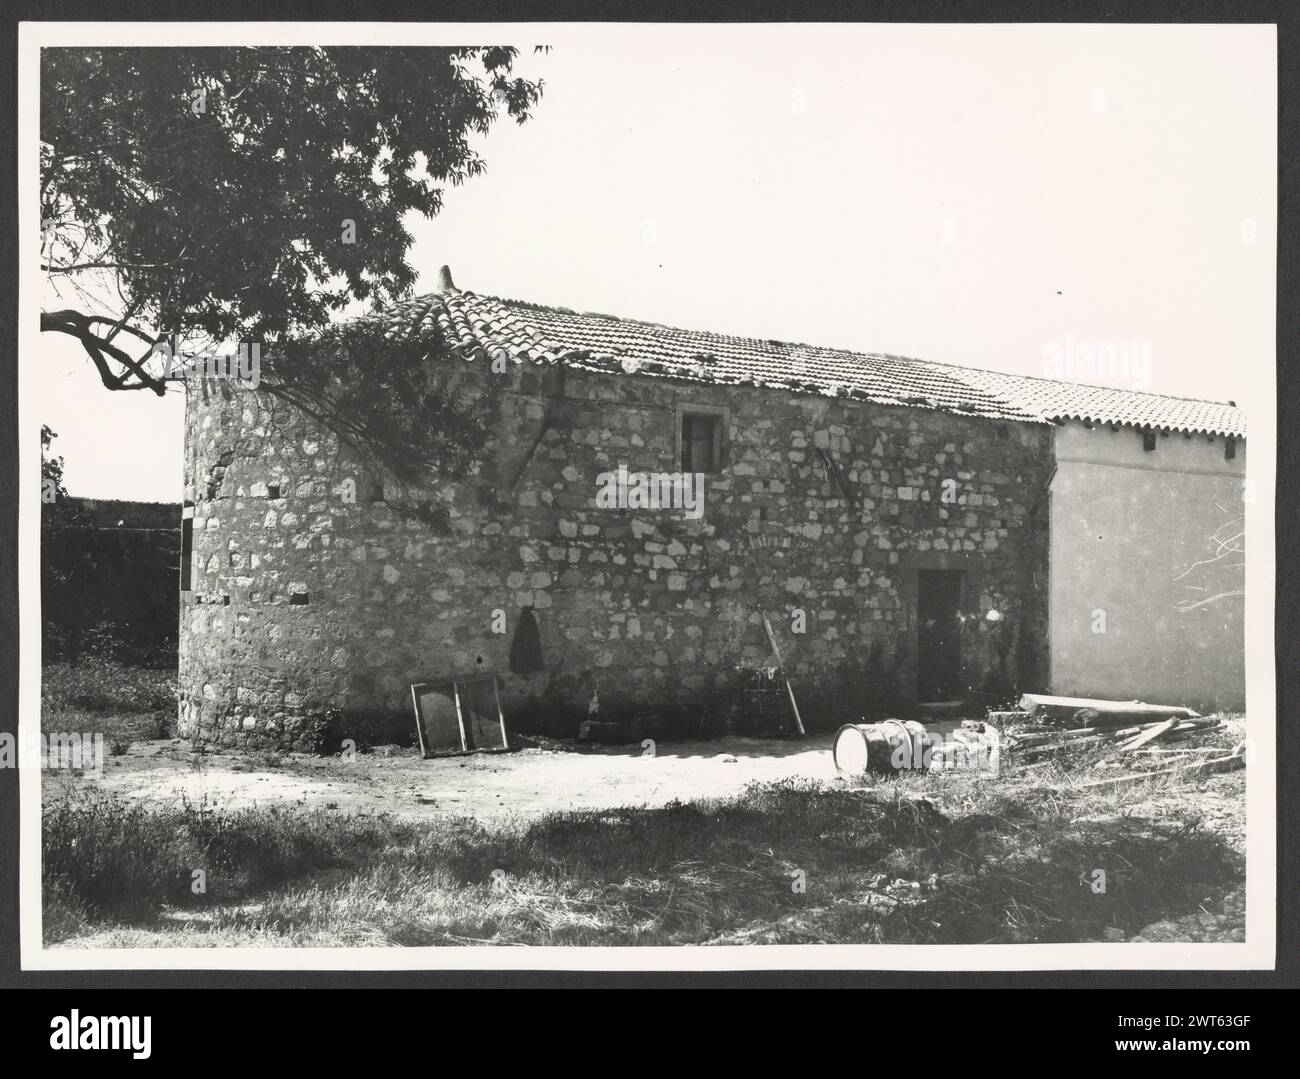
xmin=40 ymin=46 xmax=545 ymax=480
xmin=41 ymin=424 xmax=68 ymax=502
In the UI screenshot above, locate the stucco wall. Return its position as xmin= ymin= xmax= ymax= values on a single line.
xmin=1048 ymin=421 xmax=1246 ymax=711
xmin=179 ymin=362 xmax=1052 ymax=750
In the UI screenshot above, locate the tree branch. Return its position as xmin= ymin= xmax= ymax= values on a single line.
xmin=40 ymin=309 xmax=167 ymax=394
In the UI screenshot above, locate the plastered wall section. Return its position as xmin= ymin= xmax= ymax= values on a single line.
xmin=1048 ymin=420 xmax=1246 ymax=711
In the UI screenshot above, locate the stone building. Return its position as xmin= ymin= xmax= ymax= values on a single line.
xmin=178 ymin=267 xmax=1245 ymax=749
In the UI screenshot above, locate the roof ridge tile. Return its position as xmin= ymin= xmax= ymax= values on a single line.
xmin=371 ymin=287 xmax=1244 ymax=438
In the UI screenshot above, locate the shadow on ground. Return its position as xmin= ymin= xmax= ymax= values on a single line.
xmin=43 ymin=778 xmax=1244 ymax=947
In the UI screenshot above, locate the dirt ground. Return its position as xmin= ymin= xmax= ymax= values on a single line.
xmin=44 ymin=734 xmax=845 ymax=823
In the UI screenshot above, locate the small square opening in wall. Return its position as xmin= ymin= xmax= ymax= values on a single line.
xmin=266 ymin=484 xmax=281 ymax=499
xmin=289 ymin=593 xmax=309 ymax=606
xmin=677 ymin=406 xmax=726 ymax=473
xmin=369 ymin=482 xmax=386 ymax=503
xmin=1142 ymin=431 xmax=1157 ymax=452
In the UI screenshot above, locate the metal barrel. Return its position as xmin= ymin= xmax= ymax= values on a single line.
xmin=833 ymin=719 xmax=934 ymax=774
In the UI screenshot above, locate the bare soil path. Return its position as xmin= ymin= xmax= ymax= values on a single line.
xmin=45 ymin=735 xmax=840 ymax=823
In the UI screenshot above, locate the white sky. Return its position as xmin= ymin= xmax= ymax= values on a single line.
xmin=35 ymin=24 xmax=1277 ymax=501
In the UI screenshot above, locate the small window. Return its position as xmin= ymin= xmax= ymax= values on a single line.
xmin=681 ymin=412 xmax=723 ymax=473
xmin=266 ymin=484 xmax=281 ymax=499
xmin=179 ymin=517 xmax=193 ymax=591
xmin=1142 ymin=431 xmax=1157 ymax=452
xmin=1225 ymin=437 xmax=1237 ymax=461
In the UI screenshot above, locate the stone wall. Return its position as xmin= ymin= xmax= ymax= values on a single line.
xmin=180 ymin=360 xmax=1053 ymax=750
xmin=43 ymin=498 xmax=181 ymax=664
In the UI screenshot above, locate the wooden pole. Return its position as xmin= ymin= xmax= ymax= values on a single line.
xmin=762 ymin=614 xmax=806 ymax=736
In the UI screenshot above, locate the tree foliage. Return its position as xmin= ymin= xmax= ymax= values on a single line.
xmin=41 ymin=425 xmax=68 ymax=501
xmin=40 ymin=46 xmax=544 ymax=478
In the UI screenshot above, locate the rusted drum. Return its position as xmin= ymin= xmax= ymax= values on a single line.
xmin=833 ymin=720 xmax=934 ymax=775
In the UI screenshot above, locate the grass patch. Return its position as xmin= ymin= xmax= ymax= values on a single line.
xmin=43 ymin=765 xmax=1244 ymax=947
xmin=41 ymin=660 xmax=177 ymax=746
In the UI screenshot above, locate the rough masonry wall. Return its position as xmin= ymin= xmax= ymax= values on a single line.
xmin=180 ymin=360 xmax=1052 ymax=750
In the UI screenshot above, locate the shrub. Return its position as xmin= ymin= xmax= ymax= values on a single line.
xmin=42 ymin=661 xmax=177 ymax=715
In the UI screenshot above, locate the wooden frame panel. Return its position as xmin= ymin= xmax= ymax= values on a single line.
xmin=411 ymin=673 xmax=509 ymax=758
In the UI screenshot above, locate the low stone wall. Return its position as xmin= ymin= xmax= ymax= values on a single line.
xmin=42 ymin=498 xmax=181 ymax=663
xmin=180 ymin=362 xmax=1052 ymax=750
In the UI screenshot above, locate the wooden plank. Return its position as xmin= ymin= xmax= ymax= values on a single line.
xmin=987 ymin=710 xmax=1030 ymax=725
xmin=452 ymin=678 xmax=470 ymax=752
xmin=1070 ymin=752 xmax=1244 ymax=790
xmin=1014 ymin=719 xmax=1225 ymax=757
xmin=1158 ymin=726 xmax=1226 ymax=745
xmin=491 ymin=675 xmax=509 ymax=750
xmin=1018 ymin=734 xmax=1109 ymax=758
xmin=1018 ymin=693 xmax=1200 ymax=722
xmin=411 ymin=683 xmax=428 ymax=758
xmin=1075 ymin=707 xmax=1202 ymax=728
xmin=1012 ymin=720 xmax=1161 ymax=749
xmin=1012 ymin=725 xmax=1110 ymax=747
xmin=782 ymin=677 xmax=807 ymax=737
xmin=1116 ymin=718 xmax=1178 ymax=754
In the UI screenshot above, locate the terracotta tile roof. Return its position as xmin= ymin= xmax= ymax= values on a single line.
xmin=375 ymin=274 xmax=1245 ymax=438
xmin=938 ymin=367 xmax=1245 ymax=439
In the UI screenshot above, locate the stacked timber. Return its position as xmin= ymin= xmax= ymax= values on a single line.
xmin=1017 ymin=693 xmax=1200 ymax=728
xmin=1007 ymin=715 xmax=1225 ymax=760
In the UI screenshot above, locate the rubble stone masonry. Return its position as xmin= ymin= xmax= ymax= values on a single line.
xmin=180 ymin=360 xmax=1053 ymax=750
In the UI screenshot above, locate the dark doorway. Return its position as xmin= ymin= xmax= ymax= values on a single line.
xmin=509 ymin=607 xmax=545 ymax=674
xmin=917 ymin=569 xmax=964 ymax=701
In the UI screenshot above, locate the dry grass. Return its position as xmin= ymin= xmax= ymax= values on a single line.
xmin=43 ymin=719 xmax=1245 ymax=947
